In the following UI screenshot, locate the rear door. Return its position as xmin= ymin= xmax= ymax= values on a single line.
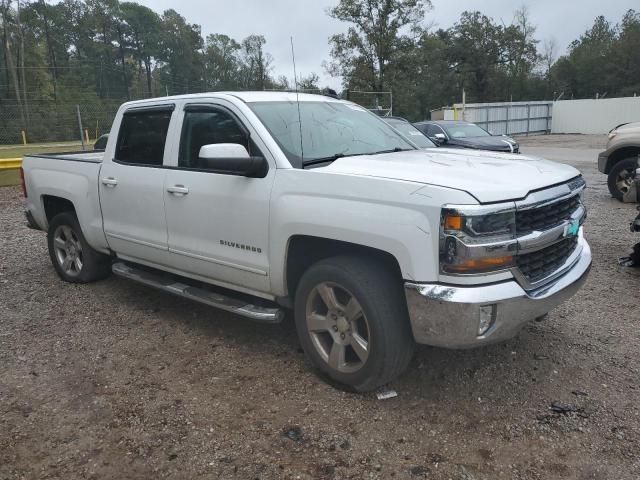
xmin=99 ymin=105 xmax=174 ymax=265
xmin=163 ymin=101 xmax=275 ymax=294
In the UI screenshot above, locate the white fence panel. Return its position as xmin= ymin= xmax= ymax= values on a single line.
xmin=441 ymin=101 xmax=553 ymax=135
xmin=551 ymin=97 xmax=640 ymax=134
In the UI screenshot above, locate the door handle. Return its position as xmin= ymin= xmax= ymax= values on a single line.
xmin=167 ymin=185 xmax=189 ymax=195
xmin=101 ymin=177 xmax=118 ymax=187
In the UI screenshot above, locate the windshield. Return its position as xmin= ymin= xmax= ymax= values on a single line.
xmin=443 ymin=123 xmax=491 ymax=139
xmin=248 ymin=101 xmax=415 ymax=167
xmin=385 ymin=119 xmax=435 ymax=148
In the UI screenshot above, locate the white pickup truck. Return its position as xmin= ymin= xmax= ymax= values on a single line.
xmin=22 ymin=92 xmax=591 ymax=391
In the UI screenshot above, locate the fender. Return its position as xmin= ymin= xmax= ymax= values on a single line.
xmin=268 ymin=168 xmax=477 ymax=296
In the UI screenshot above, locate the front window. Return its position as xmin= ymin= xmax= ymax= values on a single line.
xmin=248 ymin=101 xmax=415 ymax=167
xmin=443 ymin=123 xmax=491 ymax=139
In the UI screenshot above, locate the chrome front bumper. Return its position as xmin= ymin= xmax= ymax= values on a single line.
xmin=405 ymin=237 xmax=592 ymax=349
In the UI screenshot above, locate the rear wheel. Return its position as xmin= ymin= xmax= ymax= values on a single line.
xmin=294 ymin=256 xmax=414 ymax=392
xmin=47 ymin=212 xmax=111 ymax=283
xmin=607 ymin=158 xmax=638 ymax=201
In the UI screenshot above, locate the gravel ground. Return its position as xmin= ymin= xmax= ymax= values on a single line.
xmin=1 ymin=135 xmax=640 ymax=480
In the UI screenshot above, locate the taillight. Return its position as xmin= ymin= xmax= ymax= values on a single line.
xmin=19 ymin=167 xmax=27 ymax=197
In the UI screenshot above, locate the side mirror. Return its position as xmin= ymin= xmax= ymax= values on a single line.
xmin=433 ymin=133 xmax=447 ymax=144
xmin=199 ymin=143 xmax=250 ymax=159
xmin=197 ymin=143 xmax=268 ymax=178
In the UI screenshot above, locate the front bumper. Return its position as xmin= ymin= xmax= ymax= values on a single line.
xmin=598 ymin=151 xmax=609 ymax=173
xmin=405 ymin=237 xmax=592 ymax=349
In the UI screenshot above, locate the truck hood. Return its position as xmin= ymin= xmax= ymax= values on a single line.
xmin=321 ymin=148 xmax=580 ymax=203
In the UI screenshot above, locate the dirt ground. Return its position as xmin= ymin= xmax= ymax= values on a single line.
xmin=1 ymin=135 xmax=639 ymax=480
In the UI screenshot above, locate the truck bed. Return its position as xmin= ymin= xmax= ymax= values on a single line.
xmin=22 ymin=149 xmax=108 ymax=252
xmin=27 ymin=150 xmax=104 ymax=163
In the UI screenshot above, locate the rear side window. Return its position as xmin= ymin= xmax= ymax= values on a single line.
xmin=115 ymin=109 xmax=172 ymax=166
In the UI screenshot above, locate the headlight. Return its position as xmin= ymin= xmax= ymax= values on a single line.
xmin=440 ymin=209 xmax=516 ymax=275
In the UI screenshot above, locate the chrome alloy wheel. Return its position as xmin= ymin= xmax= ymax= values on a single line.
xmin=53 ymin=225 xmax=83 ymax=276
xmin=305 ymin=282 xmax=371 ymax=374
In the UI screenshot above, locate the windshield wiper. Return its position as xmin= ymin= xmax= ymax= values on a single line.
xmin=301 ymin=148 xmax=411 ymax=168
xmin=370 ymin=147 xmax=412 ymax=155
xmin=302 ymin=153 xmax=346 ymax=167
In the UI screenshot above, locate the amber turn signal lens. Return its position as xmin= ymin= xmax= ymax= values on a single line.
xmin=444 ymin=214 xmax=462 ymax=230
xmin=444 ymin=256 xmax=514 ymax=274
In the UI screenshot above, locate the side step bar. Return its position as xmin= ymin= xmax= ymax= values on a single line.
xmin=112 ymin=262 xmax=284 ymax=323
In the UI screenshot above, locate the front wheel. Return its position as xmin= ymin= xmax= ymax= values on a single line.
xmin=607 ymin=158 xmax=639 ymax=201
xmin=47 ymin=212 xmax=111 ymax=283
xmin=294 ymin=256 xmax=415 ymax=392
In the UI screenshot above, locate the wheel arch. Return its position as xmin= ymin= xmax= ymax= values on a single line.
xmin=42 ymin=195 xmax=77 ymax=226
xmin=283 ymin=235 xmax=404 ymax=303
xmin=606 ymin=146 xmax=640 ymax=173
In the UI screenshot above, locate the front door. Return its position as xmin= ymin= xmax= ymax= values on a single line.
xmin=99 ymin=107 xmax=173 ymax=266
xmin=163 ymin=103 xmax=275 ymax=293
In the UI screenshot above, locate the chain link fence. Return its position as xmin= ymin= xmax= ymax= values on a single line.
xmin=0 ymin=101 xmax=121 ymax=145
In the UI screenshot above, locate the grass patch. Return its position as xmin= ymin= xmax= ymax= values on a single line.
xmin=0 ymin=141 xmax=84 ymax=159
xmin=0 ymin=169 xmax=20 ymax=187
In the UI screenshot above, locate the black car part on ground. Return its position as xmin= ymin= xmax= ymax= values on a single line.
xmin=618 ymin=207 xmax=640 ymax=267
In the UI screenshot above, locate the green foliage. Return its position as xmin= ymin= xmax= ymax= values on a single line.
xmin=0 ymin=0 xmax=638 ymax=142
xmin=0 ymin=0 xmax=302 ymax=142
xmin=331 ymin=4 xmax=640 ymax=120
xmin=550 ymin=10 xmax=640 ymax=99
xmin=327 ymin=0 xmax=431 ymax=92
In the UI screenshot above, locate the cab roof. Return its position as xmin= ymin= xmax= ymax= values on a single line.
xmin=121 ymin=91 xmax=344 ymax=108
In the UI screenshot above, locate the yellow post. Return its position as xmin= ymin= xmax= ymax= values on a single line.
xmin=84 ymin=129 xmax=90 ymax=143
xmin=21 ymin=130 xmax=27 ymax=145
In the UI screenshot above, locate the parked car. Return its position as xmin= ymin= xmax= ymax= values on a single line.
xmin=94 ymin=134 xmax=109 ymax=151
xmin=598 ymin=122 xmax=640 ymax=201
xmin=414 ymin=120 xmax=519 ymax=153
xmin=21 ymin=92 xmax=591 ymax=391
xmin=382 ymin=117 xmax=436 ymax=149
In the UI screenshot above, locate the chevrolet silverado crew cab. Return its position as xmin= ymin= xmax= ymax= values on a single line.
xmin=22 ymin=92 xmax=592 ymax=391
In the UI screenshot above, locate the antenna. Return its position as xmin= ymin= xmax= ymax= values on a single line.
xmin=290 ymin=36 xmax=304 ymax=162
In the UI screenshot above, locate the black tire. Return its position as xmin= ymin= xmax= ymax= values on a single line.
xmin=294 ymin=255 xmax=415 ymax=392
xmin=607 ymin=158 xmax=638 ymax=201
xmin=47 ymin=212 xmax=111 ymax=283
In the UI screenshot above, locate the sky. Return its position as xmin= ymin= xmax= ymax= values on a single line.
xmin=136 ymin=0 xmax=636 ymax=91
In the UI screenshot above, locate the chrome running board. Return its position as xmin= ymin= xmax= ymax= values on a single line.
xmin=112 ymin=262 xmax=284 ymax=323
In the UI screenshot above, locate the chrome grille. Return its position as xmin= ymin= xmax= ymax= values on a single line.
xmin=516 ymin=236 xmax=579 ymax=283
xmin=516 ymin=194 xmax=581 ymax=235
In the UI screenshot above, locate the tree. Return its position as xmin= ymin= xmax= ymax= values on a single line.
xmin=1 ymin=0 xmax=26 ymax=125
xmin=327 ymin=0 xmax=431 ymax=92
xmin=203 ymin=33 xmax=241 ymax=90
xmin=240 ymin=34 xmax=271 ymax=90
xmin=608 ymin=10 xmax=640 ymax=96
xmin=119 ymin=2 xmax=160 ymax=97
xmin=298 ymin=72 xmax=320 ymax=91
xmin=446 ymin=11 xmax=508 ymax=102
xmin=551 ymin=16 xmax=616 ymax=98
xmin=157 ymin=9 xmax=203 ymax=94
xmin=502 ymin=6 xmax=539 ymax=100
